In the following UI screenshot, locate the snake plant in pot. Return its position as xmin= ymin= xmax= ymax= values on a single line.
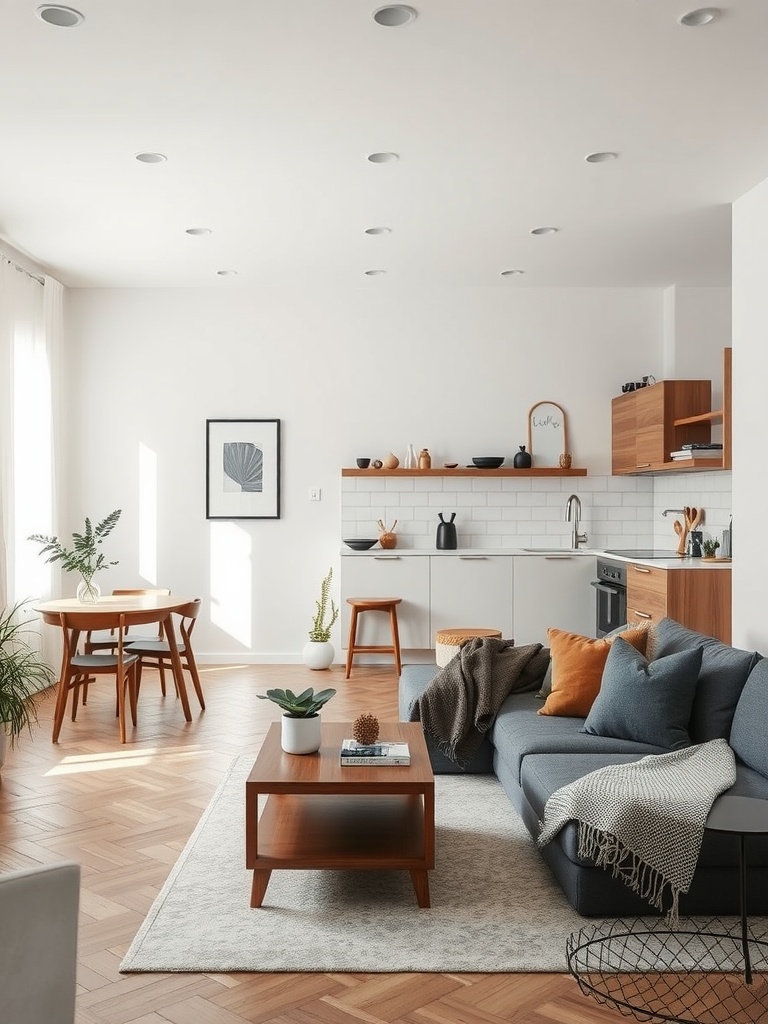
xmin=0 ymin=602 xmax=55 ymax=770
xmin=303 ymin=566 xmax=339 ymax=670
xmin=256 ymin=686 xmax=336 ymax=754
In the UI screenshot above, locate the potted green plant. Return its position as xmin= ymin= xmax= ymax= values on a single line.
xmin=0 ymin=602 xmax=55 ymax=770
xmin=303 ymin=566 xmax=339 ymax=670
xmin=29 ymin=509 xmax=122 ymax=602
xmin=702 ymin=537 xmax=720 ymax=559
xmin=256 ymin=686 xmax=336 ymax=753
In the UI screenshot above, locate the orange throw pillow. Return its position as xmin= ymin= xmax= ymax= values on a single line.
xmin=538 ymin=627 xmax=649 ymax=718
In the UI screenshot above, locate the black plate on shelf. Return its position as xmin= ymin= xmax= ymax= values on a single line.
xmin=471 ymin=457 xmax=505 ymax=469
xmin=343 ymin=538 xmax=378 ymax=551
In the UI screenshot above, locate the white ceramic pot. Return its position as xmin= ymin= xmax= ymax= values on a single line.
xmin=281 ymin=714 xmax=322 ymax=754
xmin=302 ymin=640 xmax=334 ymax=670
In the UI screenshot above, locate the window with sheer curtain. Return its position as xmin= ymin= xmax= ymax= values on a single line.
xmin=0 ymin=255 xmax=63 ymax=611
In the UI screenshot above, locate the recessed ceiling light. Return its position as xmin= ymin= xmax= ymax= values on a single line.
xmin=530 ymin=226 xmax=558 ymax=236
xmin=679 ymin=7 xmax=719 ymax=26
xmin=501 ymin=269 xmax=525 ymax=276
xmin=365 ymin=227 xmax=392 ymax=235
xmin=373 ymin=5 xmax=417 ymax=27
xmin=367 ymin=152 xmax=399 ymax=163
xmin=585 ymin=151 xmax=618 ymax=163
xmin=135 ymin=152 xmax=167 ymax=164
xmin=216 ymin=270 xmax=238 ymax=277
xmin=185 ymin=227 xmax=212 ymax=236
xmin=35 ymin=4 xmax=84 ymax=27
xmin=365 ymin=270 xmax=387 ymax=276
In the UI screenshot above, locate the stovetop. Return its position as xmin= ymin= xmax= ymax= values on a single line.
xmin=603 ymin=548 xmax=682 ymax=559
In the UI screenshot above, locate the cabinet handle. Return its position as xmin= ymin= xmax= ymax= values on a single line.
xmin=632 ymin=566 xmax=652 ymax=573
xmin=373 ymin=555 xmax=400 ymax=560
xmin=631 ymin=610 xmax=653 ymax=619
xmin=544 ymin=555 xmax=573 ymax=560
xmin=459 ymin=555 xmax=486 ymax=560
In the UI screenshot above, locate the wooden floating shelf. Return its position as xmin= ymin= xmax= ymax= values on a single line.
xmin=673 ymin=409 xmax=724 ymax=427
xmin=342 ymin=467 xmax=588 ymax=478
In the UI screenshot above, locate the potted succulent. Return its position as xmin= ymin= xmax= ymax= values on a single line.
xmin=0 ymin=601 xmax=55 ymax=770
xmin=303 ymin=566 xmax=339 ymax=670
xmin=29 ymin=509 xmax=121 ymax=603
xmin=256 ymin=686 xmax=336 ymax=753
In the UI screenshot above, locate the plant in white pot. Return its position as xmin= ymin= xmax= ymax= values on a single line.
xmin=29 ymin=509 xmax=121 ymax=602
xmin=303 ymin=566 xmax=339 ymax=669
xmin=0 ymin=602 xmax=56 ymax=770
xmin=256 ymin=686 xmax=337 ymax=754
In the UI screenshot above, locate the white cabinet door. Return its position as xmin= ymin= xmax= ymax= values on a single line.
xmin=429 ymin=555 xmax=513 ymax=643
xmin=340 ymin=555 xmax=430 ymax=650
xmin=512 ymin=554 xmax=596 ymax=646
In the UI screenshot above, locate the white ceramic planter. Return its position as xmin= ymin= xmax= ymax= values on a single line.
xmin=281 ymin=714 xmax=322 ymax=754
xmin=302 ymin=640 xmax=334 ymax=670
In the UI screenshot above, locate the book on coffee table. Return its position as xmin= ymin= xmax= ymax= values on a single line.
xmin=339 ymin=739 xmax=411 ymax=765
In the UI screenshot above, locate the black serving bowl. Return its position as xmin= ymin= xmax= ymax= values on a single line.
xmin=356 ymin=458 xmax=371 ymax=468
xmin=343 ymin=538 xmax=378 ymax=551
xmin=472 ymin=457 xmax=505 ymax=469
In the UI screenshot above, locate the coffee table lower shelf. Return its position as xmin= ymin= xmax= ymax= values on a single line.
xmin=248 ymin=792 xmax=431 ymax=909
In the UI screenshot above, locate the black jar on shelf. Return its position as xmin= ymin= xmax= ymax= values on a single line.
xmin=513 ymin=445 xmax=532 ymax=469
xmin=436 ymin=512 xmax=457 ymax=550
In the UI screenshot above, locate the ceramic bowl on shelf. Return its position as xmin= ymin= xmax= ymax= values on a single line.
xmin=472 ymin=457 xmax=505 ymax=469
xmin=343 ymin=538 xmax=378 ymax=551
xmin=356 ymin=458 xmax=371 ymax=468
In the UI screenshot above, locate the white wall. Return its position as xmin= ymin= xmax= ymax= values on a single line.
xmin=732 ymin=178 xmax=768 ymax=652
xmin=64 ymin=284 xmax=730 ymax=659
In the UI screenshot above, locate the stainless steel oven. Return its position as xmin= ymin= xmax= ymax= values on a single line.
xmin=592 ymin=558 xmax=627 ymax=638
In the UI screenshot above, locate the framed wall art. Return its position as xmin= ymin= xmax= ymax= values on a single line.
xmin=206 ymin=419 xmax=281 ymax=519
xmin=527 ymin=401 xmax=569 ymax=468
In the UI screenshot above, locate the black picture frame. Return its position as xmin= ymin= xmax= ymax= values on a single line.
xmin=206 ymin=419 xmax=281 ymax=519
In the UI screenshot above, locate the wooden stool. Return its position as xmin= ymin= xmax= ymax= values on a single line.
xmin=435 ymin=627 xmax=502 ymax=667
xmin=345 ymin=598 xmax=402 ymax=678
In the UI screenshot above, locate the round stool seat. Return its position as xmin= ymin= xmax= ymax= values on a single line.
xmin=435 ymin=627 xmax=502 ymax=668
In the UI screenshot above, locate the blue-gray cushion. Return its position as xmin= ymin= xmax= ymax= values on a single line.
xmin=730 ymin=659 xmax=768 ymax=777
xmin=582 ymin=637 xmax=702 ymax=750
xmin=653 ymin=618 xmax=761 ymax=743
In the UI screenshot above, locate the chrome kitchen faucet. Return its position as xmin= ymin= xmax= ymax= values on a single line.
xmin=565 ymin=494 xmax=588 ymax=549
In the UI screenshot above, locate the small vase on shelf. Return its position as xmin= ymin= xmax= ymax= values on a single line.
xmin=404 ymin=444 xmax=417 ymax=470
xmin=513 ymin=446 xmax=532 ymax=469
xmin=418 ymin=448 xmax=432 ymax=469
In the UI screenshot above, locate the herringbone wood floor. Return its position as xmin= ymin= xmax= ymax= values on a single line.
xmin=0 ymin=664 xmax=663 ymax=1023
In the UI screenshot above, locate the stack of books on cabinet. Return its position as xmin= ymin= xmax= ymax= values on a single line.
xmin=339 ymin=739 xmax=411 ymax=766
xmin=670 ymin=443 xmax=723 ymax=461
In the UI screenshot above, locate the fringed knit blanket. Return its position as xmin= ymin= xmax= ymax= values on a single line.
xmin=538 ymin=738 xmax=737 ymax=923
xmin=412 ymin=637 xmax=549 ymax=767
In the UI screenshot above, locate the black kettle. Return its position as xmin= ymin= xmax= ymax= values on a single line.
xmin=436 ymin=512 xmax=457 ymax=550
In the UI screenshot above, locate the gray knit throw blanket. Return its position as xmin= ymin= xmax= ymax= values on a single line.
xmin=538 ymin=738 xmax=737 ymax=924
xmin=412 ymin=637 xmax=549 ymax=767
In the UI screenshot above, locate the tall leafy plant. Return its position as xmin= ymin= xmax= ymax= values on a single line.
xmin=29 ymin=509 xmax=122 ymax=586
xmin=0 ymin=602 xmax=55 ymax=746
xmin=309 ymin=566 xmax=338 ymax=642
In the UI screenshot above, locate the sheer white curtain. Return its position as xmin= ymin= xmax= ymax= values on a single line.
xmin=0 ymin=256 xmax=63 ymax=622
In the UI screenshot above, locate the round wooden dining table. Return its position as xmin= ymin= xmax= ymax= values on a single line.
xmin=36 ymin=594 xmax=199 ymax=723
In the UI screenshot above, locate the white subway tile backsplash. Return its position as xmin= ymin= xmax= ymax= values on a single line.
xmin=340 ymin=472 xmax=731 ymax=550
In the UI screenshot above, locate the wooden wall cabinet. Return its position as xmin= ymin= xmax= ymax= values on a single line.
xmin=626 ymin=562 xmax=731 ymax=644
xmin=612 ymin=380 xmax=712 ymax=474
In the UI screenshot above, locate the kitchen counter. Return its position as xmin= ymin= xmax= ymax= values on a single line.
xmin=340 ymin=546 xmax=731 ymax=568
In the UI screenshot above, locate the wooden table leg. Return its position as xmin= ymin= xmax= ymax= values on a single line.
xmin=410 ymin=869 xmax=431 ymax=908
xmin=250 ymin=870 xmax=272 ymax=908
xmin=163 ymin=615 xmax=192 ymax=722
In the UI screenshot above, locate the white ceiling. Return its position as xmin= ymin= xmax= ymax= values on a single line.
xmin=2 ymin=1 xmax=768 ymax=289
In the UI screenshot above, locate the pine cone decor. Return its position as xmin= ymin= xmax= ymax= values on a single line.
xmin=353 ymin=713 xmax=380 ymax=745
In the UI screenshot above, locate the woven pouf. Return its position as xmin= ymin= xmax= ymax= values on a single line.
xmin=435 ymin=627 xmax=502 ymax=667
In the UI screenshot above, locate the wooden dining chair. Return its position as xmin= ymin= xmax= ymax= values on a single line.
xmin=52 ymin=607 xmax=170 ymax=744
xmin=127 ymin=598 xmax=206 ymax=711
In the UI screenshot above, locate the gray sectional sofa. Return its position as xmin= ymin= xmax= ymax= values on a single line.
xmin=399 ymin=617 xmax=768 ymax=917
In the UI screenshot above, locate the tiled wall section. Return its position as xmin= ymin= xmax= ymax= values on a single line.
xmin=342 ymin=472 xmax=733 ymax=552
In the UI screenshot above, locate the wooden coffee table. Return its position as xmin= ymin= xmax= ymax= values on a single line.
xmin=245 ymin=721 xmax=435 ymax=908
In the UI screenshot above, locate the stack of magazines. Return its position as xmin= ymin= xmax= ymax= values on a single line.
xmin=339 ymin=739 xmax=411 ymax=765
xmin=670 ymin=443 xmax=723 ymax=460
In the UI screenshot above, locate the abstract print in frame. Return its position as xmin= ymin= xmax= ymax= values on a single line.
xmin=206 ymin=419 xmax=281 ymax=519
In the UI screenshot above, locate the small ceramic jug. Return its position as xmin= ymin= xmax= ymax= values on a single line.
xmin=418 ymin=448 xmax=432 ymax=470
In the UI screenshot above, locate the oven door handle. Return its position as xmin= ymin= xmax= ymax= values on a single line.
xmin=591 ymin=581 xmax=621 ymax=596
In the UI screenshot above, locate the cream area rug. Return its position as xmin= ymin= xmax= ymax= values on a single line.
xmin=120 ymin=756 xmax=756 ymax=975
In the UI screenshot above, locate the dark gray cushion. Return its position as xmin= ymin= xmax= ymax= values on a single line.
xmin=536 ymin=659 xmax=553 ymax=699
xmin=582 ymin=637 xmax=702 ymax=750
xmin=730 ymin=659 xmax=768 ymax=777
xmin=653 ymin=617 xmax=760 ymax=743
